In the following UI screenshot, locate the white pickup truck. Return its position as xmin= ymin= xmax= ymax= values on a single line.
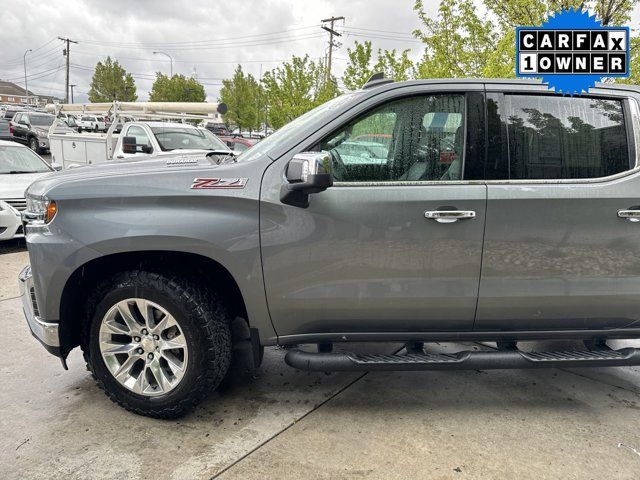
xmin=49 ymin=121 xmax=232 ymax=169
xmin=46 ymin=101 xmax=231 ymax=168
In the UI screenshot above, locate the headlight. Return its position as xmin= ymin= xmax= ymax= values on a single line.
xmin=37 ymin=131 xmax=48 ymax=138
xmin=23 ymin=197 xmax=57 ymax=225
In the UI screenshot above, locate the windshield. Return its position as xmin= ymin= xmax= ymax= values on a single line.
xmin=0 ymin=146 xmax=51 ymax=174
xmin=235 ymin=93 xmax=358 ymax=162
xmin=151 ymin=126 xmax=229 ymax=151
xmin=30 ymin=115 xmax=55 ymax=126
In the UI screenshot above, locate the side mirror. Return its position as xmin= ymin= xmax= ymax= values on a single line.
xmin=280 ymin=152 xmax=333 ymax=208
xmin=122 ymin=136 xmax=151 ymax=154
xmin=51 ymin=162 xmax=62 ymax=171
xmin=122 ymin=136 xmax=137 ymax=154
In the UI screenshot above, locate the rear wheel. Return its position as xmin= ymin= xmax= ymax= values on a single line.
xmin=82 ymin=270 xmax=232 ymax=418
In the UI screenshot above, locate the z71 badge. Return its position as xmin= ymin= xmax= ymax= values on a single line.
xmin=190 ymin=178 xmax=248 ymax=189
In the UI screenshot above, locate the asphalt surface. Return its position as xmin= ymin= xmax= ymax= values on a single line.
xmin=1 ymin=246 xmax=640 ymax=479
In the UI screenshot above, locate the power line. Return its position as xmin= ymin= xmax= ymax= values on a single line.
xmin=1 ymin=65 xmax=65 ymax=82
xmin=74 ymin=25 xmax=318 ymax=48
xmin=72 ymin=50 xmax=307 ymax=65
xmin=340 ymin=32 xmax=424 ymax=44
xmin=342 ymin=26 xmax=418 ymax=37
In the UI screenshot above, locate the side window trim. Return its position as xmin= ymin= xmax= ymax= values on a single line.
xmin=623 ymin=99 xmax=637 ymax=170
xmin=495 ymin=92 xmax=635 ymax=183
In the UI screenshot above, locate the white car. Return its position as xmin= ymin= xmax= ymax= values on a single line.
xmin=77 ymin=115 xmax=106 ymax=132
xmin=0 ymin=140 xmax=58 ymax=240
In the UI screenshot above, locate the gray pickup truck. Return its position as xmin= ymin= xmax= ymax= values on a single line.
xmin=19 ymin=77 xmax=640 ymax=418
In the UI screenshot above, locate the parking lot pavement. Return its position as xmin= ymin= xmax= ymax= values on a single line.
xmin=0 ymin=245 xmax=26 ymax=300
xmin=0 ymin=250 xmax=398 ymax=479
xmin=218 ymin=350 xmax=640 ymax=479
xmin=2 ymin=248 xmax=640 ymax=479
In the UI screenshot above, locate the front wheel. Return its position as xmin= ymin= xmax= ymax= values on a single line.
xmin=28 ymin=137 xmax=39 ymax=152
xmin=82 ymin=270 xmax=232 ymax=418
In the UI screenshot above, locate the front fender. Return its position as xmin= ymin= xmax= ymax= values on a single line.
xmin=27 ymin=195 xmax=276 ymax=344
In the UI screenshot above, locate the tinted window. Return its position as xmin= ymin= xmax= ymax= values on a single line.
xmin=319 ymin=94 xmax=466 ymax=182
xmin=506 ymin=95 xmax=630 ymax=180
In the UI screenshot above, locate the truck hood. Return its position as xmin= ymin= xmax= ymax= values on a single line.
xmin=0 ymin=171 xmax=55 ymax=199
xmin=25 ymin=154 xmax=245 ymax=198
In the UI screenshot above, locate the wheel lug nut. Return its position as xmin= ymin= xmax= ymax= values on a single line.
xmin=141 ymin=329 xmax=148 ymax=335
xmin=134 ymin=336 xmax=141 ymax=342
xmin=137 ymin=348 xmax=144 ymax=354
xmin=153 ymin=335 xmax=159 ymax=340
xmin=147 ymin=353 xmax=154 ymax=360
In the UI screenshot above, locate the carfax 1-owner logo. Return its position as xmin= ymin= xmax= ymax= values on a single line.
xmin=516 ymin=8 xmax=630 ymax=95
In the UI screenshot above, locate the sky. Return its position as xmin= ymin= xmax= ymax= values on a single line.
xmin=1 ymin=0 xmax=639 ymax=104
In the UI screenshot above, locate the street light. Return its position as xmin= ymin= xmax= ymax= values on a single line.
xmin=153 ymin=51 xmax=173 ymax=78
xmin=23 ymin=49 xmax=32 ymax=106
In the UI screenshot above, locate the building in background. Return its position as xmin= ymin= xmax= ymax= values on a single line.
xmin=0 ymin=81 xmax=59 ymax=107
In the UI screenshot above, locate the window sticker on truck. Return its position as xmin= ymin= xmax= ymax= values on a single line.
xmin=515 ymin=8 xmax=630 ymax=95
xmin=190 ymin=177 xmax=248 ymax=189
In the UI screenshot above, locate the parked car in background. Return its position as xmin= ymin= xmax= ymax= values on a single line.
xmin=10 ymin=112 xmax=56 ymax=153
xmin=0 ymin=118 xmax=13 ymax=142
xmin=77 ymin=115 xmax=106 ymax=132
xmin=2 ymin=108 xmax=21 ymax=120
xmin=49 ymin=120 xmax=232 ymax=168
xmin=201 ymin=121 xmax=230 ymax=136
xmin=0 ymin=141 xmax=58 ymax=240
xmin=217 ymin=134 xmax=258 ymax=153
xmin=57 ymin=113 xmax=79 ymax=131
xmin=114 ymin=122 xmax=231 ymax=160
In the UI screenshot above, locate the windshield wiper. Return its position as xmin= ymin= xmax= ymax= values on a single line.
xmin=7 ymin=170 xmax=35 ymax=174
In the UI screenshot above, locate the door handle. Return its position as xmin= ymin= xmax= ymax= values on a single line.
xmin=424 ymin=210 xmax=476 ymax=224
xmin=618 ymin=209 xmax=640 ymax=222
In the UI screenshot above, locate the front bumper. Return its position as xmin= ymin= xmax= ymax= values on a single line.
xmin=0 ymin=202 xmax=23 ymax=240
xmin=18 ymin=265 xmax=62 ymax=357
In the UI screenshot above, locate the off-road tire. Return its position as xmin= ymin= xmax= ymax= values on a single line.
xmin=81 ymin=270 xmax=232 ymax=419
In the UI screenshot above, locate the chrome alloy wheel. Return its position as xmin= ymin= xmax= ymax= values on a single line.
xmin=99 ymin=298 xmax=189 ymax=396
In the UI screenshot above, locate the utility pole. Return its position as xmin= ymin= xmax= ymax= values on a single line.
xmin=58 ymin=37 xmax=78 ymax=103
xmin=23 ymin=49 xmax=32 ymax=105
xmin=69 ymin=84 xmax=76 ymax=103
xmin=321 ymin=16 xmax=344 ymax=83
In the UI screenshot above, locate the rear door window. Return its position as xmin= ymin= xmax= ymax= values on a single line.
xmin=505 ymin=95 xmax=631 ymax=180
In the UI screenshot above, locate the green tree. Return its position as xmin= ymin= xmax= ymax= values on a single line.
xmin=343 ymin=41 xmax=375 ymax=90
xmin=413 ymin=0 xmax=499 ymax=78
xmin=413 ymin=0 xmax=640 ymax=81
xmin=88 ymin=57 xmax=137 ymax=102
xmin=343 ymin=41 xmax=414 ymax=90
xmin=262 ymin=55 xmax=339 ymax=129
xmin=219 ymin=65 xmax=262 ymax=132
xmin=149 ymin=73 xmax=206 ymax=102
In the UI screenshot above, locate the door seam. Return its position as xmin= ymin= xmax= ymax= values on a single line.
xmin=471 ymin=183 xmax=488 ymax=331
